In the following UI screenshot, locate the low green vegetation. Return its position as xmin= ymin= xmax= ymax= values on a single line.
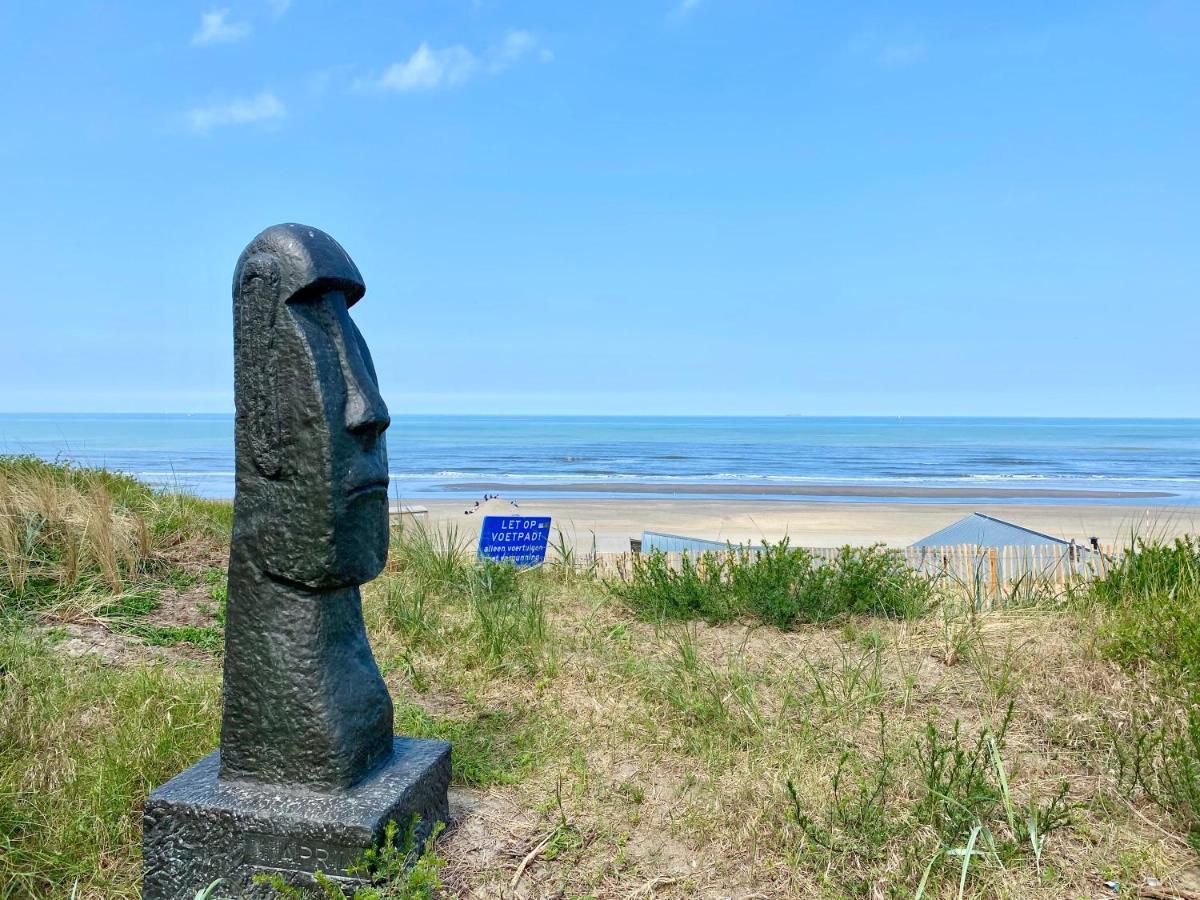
xmin=1090 ymin=535 xmax=1200 ymax=686
xmin=1087 ymin=536 xmax=1200 ymax=848
xmin=634 ymin=625 xmax=766 ymax=755
xmin=115 ymin=620 xmax=225 ymax=651
xmin=380 ymin=522 xmax=556 ymax=678
xmin=393 ymin=704 xmax=549 ymax=788
xmin=0 ymin=629 xmax=220 ymax=896
xmin=255 ymin=817 xmax=447 ymax=900
xmin=611 ymin=540 xmax=932 ymax=627
xmin=784 ymin=703 xmax=1068 ymax=892
xmin=2 ymin=462 xmax=1198 ymax=898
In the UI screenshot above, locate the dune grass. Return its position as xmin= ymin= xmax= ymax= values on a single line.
xmin=1084 ymin=535 xmax=1200 ymax=850
xmin=1089 ymin=535 xmax=1200 ymax=686
xmin=1 ymin=464 xmax=1198 ymax=897
xmin=0 ymin=455 xmax=231 ymax=619
xmin=0 ymin=629 xmax=220 ymax=897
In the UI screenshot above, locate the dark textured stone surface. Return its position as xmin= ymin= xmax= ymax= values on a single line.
xmin=143 ymin=737 xmax=451 ymax=898
xmin=223 ymin=224 xmax=394 ymax=790
xmin=142 ymin=225 xmax=451 ymax=897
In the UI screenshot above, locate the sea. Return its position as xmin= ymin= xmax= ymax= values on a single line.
xmin=1 ymin=414 xmax=1198 ymax=505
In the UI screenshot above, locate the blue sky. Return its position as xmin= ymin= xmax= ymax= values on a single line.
xmin=2 ymin=1 xmax=1197 ymax=416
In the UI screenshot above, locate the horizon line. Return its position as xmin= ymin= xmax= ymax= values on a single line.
xmin=3 ymin=411 xmax=1200 ymax=421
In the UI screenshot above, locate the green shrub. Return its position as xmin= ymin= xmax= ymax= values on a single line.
xmin=787 ymin=705 xmax=1072 ymax=892
xmin=612 ymin=541 xmax=931 ymax=629
xmin=610 ymin=550 xmax=732 ymax=622
xmin=787 ymin=720 xmax=897 ymax=866
xmin=916 ymin=706 xmax=1012 ymax=843
xmin=826 ymin=544 xmax=932 ymax=620
xmin=1115 ymin=702 xmax=1200 ymax=850
xmin=728 ymin=542 xmax=828 ymax=627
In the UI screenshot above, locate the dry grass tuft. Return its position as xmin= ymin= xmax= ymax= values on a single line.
xmin=0 ymin=456 xmax=230 ymax=617
xmin=0 ymin=467 xmax=144 ymax=593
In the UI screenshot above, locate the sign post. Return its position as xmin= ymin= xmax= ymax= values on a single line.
xmin=477 ymin=515 xmax=552 ymax=568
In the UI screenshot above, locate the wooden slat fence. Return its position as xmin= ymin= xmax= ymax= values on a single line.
xmin=557 ymin=543 xmax=1123 ymax=594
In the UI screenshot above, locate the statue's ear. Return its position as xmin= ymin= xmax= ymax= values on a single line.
xmin=235 ymin=253 xmax=283 ymax=477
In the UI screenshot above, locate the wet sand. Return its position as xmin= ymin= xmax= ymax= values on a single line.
xmin=441 ymin=481 xmax=1172 ymax=500
xmin=402 ymin=498 xmax=1197 ymax=553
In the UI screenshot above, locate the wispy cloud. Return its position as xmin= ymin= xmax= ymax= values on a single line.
xmin=307 ymin=64 xmax=354 ymax=98
xmin=492 ymin=29 xmax=554 ymax=67
xmin=184 ymin=92 xmax=285 ymax=133
xmin=358 ymin=30 xmax=550 ymax=93
xmin=676 ymin=0 xmax=701 ymax=16
xmin=877 ymin=39 xmax=927 ymax=68
xmin=192 ymin=8 xmax=252 ymax=46
xmin=848 ymin=31 xmax=928 ymax=69
xmin=267 ymin=0 xmax=292 ymax=18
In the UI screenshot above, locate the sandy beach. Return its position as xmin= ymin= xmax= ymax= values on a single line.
xmin=407 ymin=497 xmax=1197 ymax=553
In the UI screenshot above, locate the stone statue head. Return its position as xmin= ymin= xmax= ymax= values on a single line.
xmin=232 ymin=223 xmax=390 ymax=589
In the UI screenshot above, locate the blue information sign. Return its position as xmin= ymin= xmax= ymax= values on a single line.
xmin=477 ymin=515 xmax=552 ymax=568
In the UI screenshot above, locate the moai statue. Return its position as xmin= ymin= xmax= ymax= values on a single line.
xmin=143 ymin=225 xmax=451 ymax=898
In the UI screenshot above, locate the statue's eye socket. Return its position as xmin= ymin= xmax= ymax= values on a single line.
xmin=286 ymin=296 xmax=337 ymax=338
xmin=287 ymin=282 xmax=355 ymax=307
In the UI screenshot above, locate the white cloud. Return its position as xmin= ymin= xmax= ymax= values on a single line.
xmin=375 ymin=43 xmax=478 ymax=91
xmin=184 ymin=92 xmax=285 ymax=133
xmin=267 ymin=0 xmax=292 ymax=16
xmin=192 ymin=8 xmax=252 ymax=46
xmin=361 ymin=30 xmax=549 ymax=93
xmin=677 ymin=0 xmax=701 ymax=16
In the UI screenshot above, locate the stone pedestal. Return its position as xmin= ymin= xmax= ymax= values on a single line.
xmin=142 ymin=737 xmax=451 ymax=899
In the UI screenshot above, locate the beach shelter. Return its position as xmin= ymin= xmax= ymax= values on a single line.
xmin=909 ymin=512 xmax=1072 ymax=549
xmin=908 ymin=512 xmax=1095 ymax=582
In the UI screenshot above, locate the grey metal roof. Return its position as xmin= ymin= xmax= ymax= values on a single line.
xmin=909 ymin=513 xmax=1070 ymax=549
xmin=641 ymin=531 xmax=764 ymax=554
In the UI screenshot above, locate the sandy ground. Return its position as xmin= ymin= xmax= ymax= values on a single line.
xmin=403 ymin=498 xmax=1199 ymax=553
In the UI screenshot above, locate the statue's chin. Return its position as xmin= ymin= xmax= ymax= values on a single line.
xmin=259 ymin=549 xmax=388 ymax=593
xmin=237 ymin=482 xmax=389 ymax=590
xmin=333 ymin=491 xmax=391 ymax=583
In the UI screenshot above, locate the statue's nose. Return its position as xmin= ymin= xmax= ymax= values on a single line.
xmin=328 ymin=294 xmax=390 ymax=442
xmin=346 ymin=381 xmax=390 ymax=440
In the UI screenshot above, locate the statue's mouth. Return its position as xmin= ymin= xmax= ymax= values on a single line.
xmin=347 ymin=477 xmax=389 ymax=498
